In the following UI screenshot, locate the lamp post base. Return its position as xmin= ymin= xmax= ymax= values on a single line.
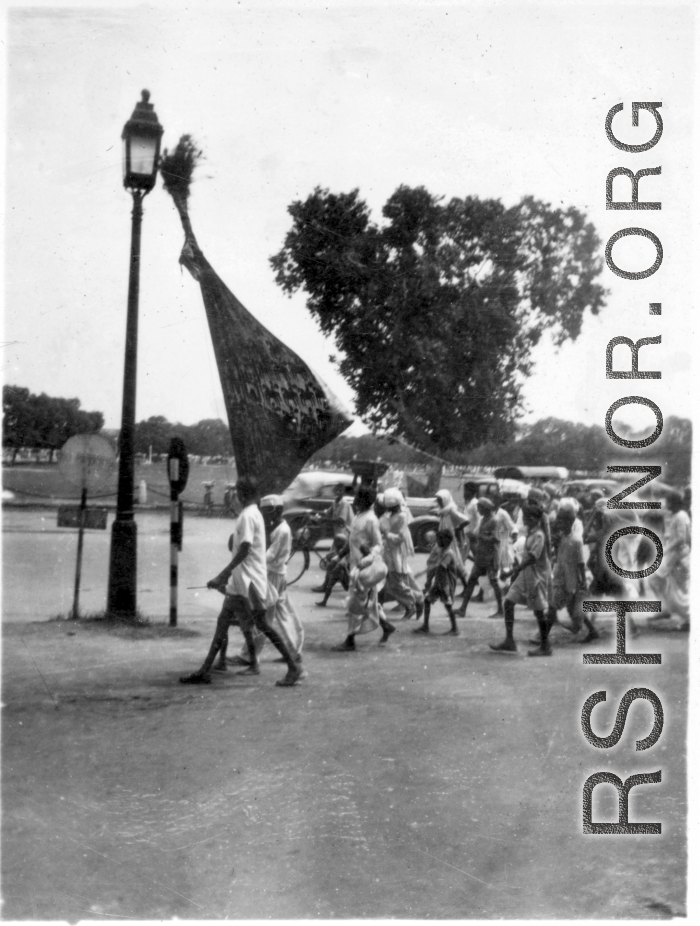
xmin=107 ymin=518 xmax=138 ymax=617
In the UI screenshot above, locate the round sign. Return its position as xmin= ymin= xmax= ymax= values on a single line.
xmin=58 ymin=434 xmax=116 ymax=492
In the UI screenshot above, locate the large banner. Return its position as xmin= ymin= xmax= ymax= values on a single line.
xmin=179 ymin=240 xmax=353 ymax=497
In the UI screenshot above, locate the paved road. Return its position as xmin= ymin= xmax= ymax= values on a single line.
xmin=2 ymin=508 xmax=238 ymax=624
xmin=2 ymin=508 xmax=689 ymax=919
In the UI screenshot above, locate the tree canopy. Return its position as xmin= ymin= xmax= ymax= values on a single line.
xmin=3 ymin=386 xmax=104 ymax=462
xmin=271 ymin=186 xmax=607 ymax=453
xmin=455 ymin=418 xmax=611 ymax=473
xmin=133 ymin=416 xmax=233 ymax=458
xmin=1 ymin=387 xmax=234 ymax=462
xmin=452 ymin=415 xmax=692 ymax=485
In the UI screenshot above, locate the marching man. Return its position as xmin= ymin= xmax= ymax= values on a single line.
xmin=179 ymin=476 xmax=306 ymax=687
xmin=249 ymin=494 xmax=305 ymax=663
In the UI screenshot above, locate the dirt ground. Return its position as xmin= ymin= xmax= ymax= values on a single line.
xmin=1 ymin=509 xmax=689 ymax=920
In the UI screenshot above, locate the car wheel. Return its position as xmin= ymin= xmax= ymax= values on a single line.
xmin=413 ymin=521 xmax=438 ymax=553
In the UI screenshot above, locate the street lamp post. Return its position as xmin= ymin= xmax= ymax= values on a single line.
xmin=107 ymin=90 xmax=163 ymax=617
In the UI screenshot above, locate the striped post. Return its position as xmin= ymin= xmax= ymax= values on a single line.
xmin=169 ymin=458 xmax=179 ymax=626
xmin=72 ymin=487 xmax=88 ymax=620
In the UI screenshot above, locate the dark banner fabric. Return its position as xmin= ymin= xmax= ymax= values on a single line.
xmin=180 ymin=240 xmax=353 ymax=496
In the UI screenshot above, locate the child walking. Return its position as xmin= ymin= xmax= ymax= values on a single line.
xmin=414 ymin=529 xmax=460 ymax=635
xmin=490 ymin=503 xmax=553 ymax=656
xmin=547 ymin=507 xmax=598 ymax=644
xmin=315 ymin=531 xmax=351 ymax=607
xmin=455 ymin=497 xmax=503 ymax=618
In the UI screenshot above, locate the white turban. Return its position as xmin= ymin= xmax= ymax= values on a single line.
xmin=260 ymin=494 xmax=284 ymax=508
xmin=383 ymin=487 xmax=404 ymax=509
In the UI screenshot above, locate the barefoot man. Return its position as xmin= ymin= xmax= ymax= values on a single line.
xmin=180 ymin=476 xmax=307 ymax=687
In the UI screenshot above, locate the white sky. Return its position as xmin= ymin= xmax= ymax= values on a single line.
xmin=3 ymin=0 xmax=695 ymax=438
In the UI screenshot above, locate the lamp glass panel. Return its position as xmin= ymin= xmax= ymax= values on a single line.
xmin=128 ymin=135 xmax=158 ymax=177
xmin=122 ymin=137 xmax=129 ymax=182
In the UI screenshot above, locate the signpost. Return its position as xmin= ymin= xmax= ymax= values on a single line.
xmin=167 ymin=438 xmax=189 ymax=626
xmin=58 ymin=434 xmax=116 ymax=619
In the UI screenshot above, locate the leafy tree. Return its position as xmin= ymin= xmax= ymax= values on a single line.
xmin=3 ymin=386 xmax=35 ymax=461
xmin=2 ymin=386 xmax=104 ymax=461
xmin=452 ymin=415 xmax=692 ymax=486
xmin=271 ymin=186 xmax=606 ymax=453
xmin=453 ymin=418 xmax=609 ymax=472
xmin=185 ymin=419 xmax=233 ymax=458
xmin=133 ymin=416 xmax=173 ymax=456
xmin=132 ymin=416 xmax=233 ymax=458
xmin=625 ymin=415 xmax=692 ymax=486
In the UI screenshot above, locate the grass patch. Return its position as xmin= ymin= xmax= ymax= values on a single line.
xmin=2 ymin=459 xmax=238 ymax=507
xmin=49 ymin=610 xmax=200 ymax=639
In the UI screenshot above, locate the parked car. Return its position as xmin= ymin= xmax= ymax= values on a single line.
xmin=561 ymin=478 xmax=621 ymax=499
xmin=281 ymin=471 xmax=439 ymax=550
xmin=280 ymin=469 xmax=531 ymax=554
xmin=282 ymin=471 xmax=354 ymax=509
xmin=281 ymin=471 xmax=355 ymax=542
xmin=403 ymin=477 xmax=530 ymax=552
xmin=493 ymin=465 xmax=569 ymax=482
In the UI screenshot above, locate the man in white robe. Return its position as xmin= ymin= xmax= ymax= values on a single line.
xmin=243 ymin=494 xmax=304 ymax=662
xmin=180 ymin=477 xmax=305 ymax=687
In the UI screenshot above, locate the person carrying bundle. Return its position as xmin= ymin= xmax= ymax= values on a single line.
xmin=332 ymin=485 xmax=396 ymax=651
xmin=379 ymin=487 xmax=424 ymax=621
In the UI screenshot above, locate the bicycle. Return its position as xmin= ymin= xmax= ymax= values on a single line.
xmin=285 ymin=511 xmax=335 ymax=585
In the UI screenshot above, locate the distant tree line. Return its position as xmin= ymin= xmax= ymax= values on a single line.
xmin=4 ymin=386 xmax=690 ymax=485
xmin=448 ymin=416 xmax=692 ymax=485
xmin=2 ymin=389 xmax=235 ymax=463
xmin=3 ymin=386 xmax=104 ymax=463
xmin=133 ymin=416 xmax=233 ymax=459
xmin=313 ymin=416 xmax=692 ymax=485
